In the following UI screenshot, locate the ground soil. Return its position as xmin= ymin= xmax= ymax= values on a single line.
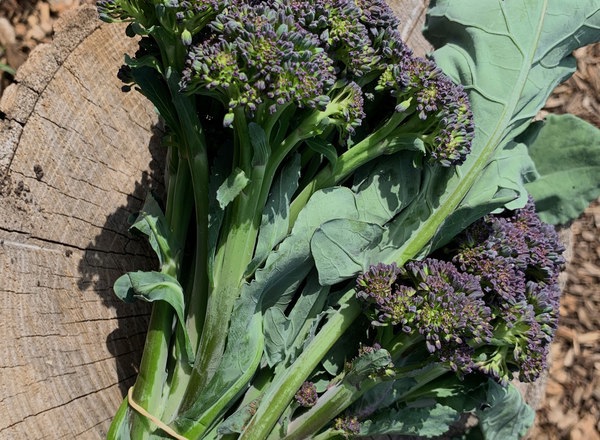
xmin=1 ymin=2 xmax=598 ymax=439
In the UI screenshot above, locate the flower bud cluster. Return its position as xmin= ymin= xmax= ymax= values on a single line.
xmin=356 ymin=198 xmax=565 ymax=383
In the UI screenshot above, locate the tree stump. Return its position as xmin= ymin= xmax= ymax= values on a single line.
xmin=0 ymin=5 xmax=161 ymax=438
xmin=0 ymin=2 xmax=549 ymax=439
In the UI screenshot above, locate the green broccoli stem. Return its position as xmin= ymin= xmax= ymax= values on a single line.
xmin=180 ymin=108 xmax=267 ymax=410
xmin=128 ymin=304 xmax=173 ymax=439
xmin=238 ymin=288 xmax=362 ymax=440
xmin=120 ymin=125 xmax=201 ymax=438
xmin=283 ymin=362 xmax=448 ymax=440
xmin=283 ymin=378 xmax=382 ymax=440
xmin=288 ymin=104 xmax=413 ymax=227
xmin=127 ymin=72 xmax=210 ymax=436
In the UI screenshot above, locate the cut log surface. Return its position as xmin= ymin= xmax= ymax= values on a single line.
xmin=0 ymin=2 xmax=476 ymax=439
xmin=0 ymin=5 xmax=161 ymax=438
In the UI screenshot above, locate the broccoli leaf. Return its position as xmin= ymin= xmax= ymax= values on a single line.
xmin=309 ymin=153 xmax=421 ymax=285
xmin=263 ymin=272 xmax=329 ymax=366
xmin=129 ymin=193 xmax=174 ymax=268
xmin=247 ymin=154 xmax=301 ymax=277
xmin=429 ymin=141 xmax=537 ymax=250
xmin=216 ymin=167 xmax=249 ymax=209
xmin=359 ymin=403 xmax=460 ymax=437
xmin=173 ymin=291 xmax=264 ymax=436
xmin=113 ymin=271 xmax=193 ymax=361
xmin=383 ymin=0 xmax=600 ymax=264
xmin=525 ymin=113 xmax=600 ymax=225
xmin=311 ymin=219 xmax=385 ymax=286
xmin=476 ymin=381 xmax=535 ymax=440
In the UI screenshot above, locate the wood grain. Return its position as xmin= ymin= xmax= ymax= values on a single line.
xmin=0 ymin=5 xmax=160 ymax=438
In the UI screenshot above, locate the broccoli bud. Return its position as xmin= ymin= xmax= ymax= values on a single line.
xmin=356 ymin=259 xmax=493 ymax=356
xmin=181 ymin=1 xmax=336 ymax=125
xmin=294 ymin=381 xmax=318 ymax=408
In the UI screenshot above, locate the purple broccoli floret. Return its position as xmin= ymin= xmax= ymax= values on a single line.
xmin=448 ymin=197 xmax=564 ymax=383
xmin=356 ymin=198 xmax=564 ymax=384
xmin=356 ymin=259 xmax=493 ymax=368
xmin=295 ymin=381 xmax=319 ymax=408
xmin=181 ymin=2 xmax=336 ymax=126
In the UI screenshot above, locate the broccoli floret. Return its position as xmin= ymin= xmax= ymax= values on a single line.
xmin=356 ymin=198 xmax=564 ymax=384
xmin=333 ymin=415 xmax=361 ymax=438
xmin=294 ymin=381 xmax=318 ymax=408
xmin=356 ymin=259 xmax=493 ymax=358
xmin=290 ymin=0 xmax=382 ymax=78
xmin=181 ymin=1 xmax=335 ymax=126
xmin=455 ymin=200 xmax=563 ymax=384
xmin=176 ymin=0 xmax=473 ymax=165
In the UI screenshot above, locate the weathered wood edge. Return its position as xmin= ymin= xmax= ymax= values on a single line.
xmin=0 ymin=5 xmax=103 ymax=172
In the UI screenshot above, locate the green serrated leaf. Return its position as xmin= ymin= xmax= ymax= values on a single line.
xmin=525 ymin=113 xmax=600 ymax=225
xmin=216 ymin=167 xmax=250 ymax=209
xmin=113 ymin=271 xmax=193 ymax=362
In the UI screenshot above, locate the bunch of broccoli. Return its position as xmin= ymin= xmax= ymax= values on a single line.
xmin=96 ymin=1 xmax=571 ymax=439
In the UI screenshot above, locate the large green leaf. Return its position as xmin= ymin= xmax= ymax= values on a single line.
xmin=308 ymin=153 xmax=421 ymax=285
xmin=525 ymin=113 xmax=600 ymax=225
xmin=379 ymin=0 xmax=600 ymax=265
xmin=173 ymin=290 xmax=264 ymax=437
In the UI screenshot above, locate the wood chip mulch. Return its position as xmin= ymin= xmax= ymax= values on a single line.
xmin=0 ymin=2 xmax=598 ymax=439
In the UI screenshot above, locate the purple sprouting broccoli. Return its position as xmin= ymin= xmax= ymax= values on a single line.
xmin=101 ymin=0 xmax=475 ymax=168
xmin=375 ymin=52 xmax=475 ymax=166
xmin=356 ymin=198 xmax=564 ymax=385
xmin=181 ymin=1 xmax=336 ymax=127
xmin=333 ymin=415 xmax=361 ymax=438
xmin=294 ymin=381 xmax=319 ymax=408
xmin=356 ymin=259 xmax=493 ymax=375
xmin=448 ymin=197 xmax=564 ymax=383
xmin=176 ymin=0 xmax=474 ymax=166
